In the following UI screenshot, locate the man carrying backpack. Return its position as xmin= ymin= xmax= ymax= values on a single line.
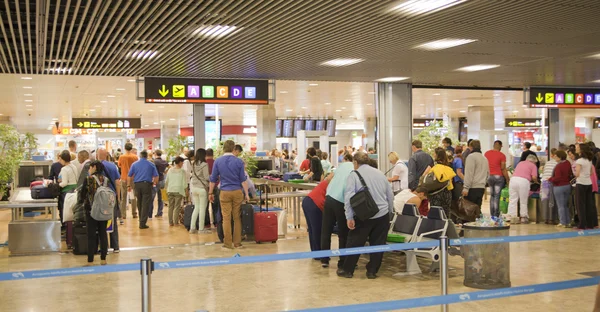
xmin=98 ymin=148 xmax=121 ymax=253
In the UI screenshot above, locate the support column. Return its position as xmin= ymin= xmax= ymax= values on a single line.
xmin=549 ymin=109 xmax=576 ymax=147
xmin=257 ymin=103 xmax=276 ymax=151
xmin=466 ymin=106 xmax=495 ymax=140
xmin=160 ymin=124 xmax=179 ymax=152
xmin=363 ymin=117 xmax=377 ymax=151
xmin=193 ymin=104 xmax=205 ymax=149
xmin=377 ymin=82 xmax=412 ymax=174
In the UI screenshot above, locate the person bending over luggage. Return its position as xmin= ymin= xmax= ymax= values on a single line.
xmin=80 ymin=161 xmax=110 ymax=266
xmin=302 ymin=172 xmax=334 ymax=254
xmin=337 ymin=152 xmax=394 ymax=279
xmin=393 ymin=187 xmax=428 ymax=214
xmin=165 ymin=157 xmax=187 ymax=227
xmin=305 ymin=147 xmax=324 ymax=182
xmin=421 ymin=148 xmax=456 ymax=217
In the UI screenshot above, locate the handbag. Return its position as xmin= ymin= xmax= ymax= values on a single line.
xmin=457 ymin=197 xmax=480 ymax=222
xmin=62 ymin=191 xmax=78 ymax=222
xmin=349 ymin=170 xmax=380 ymax=221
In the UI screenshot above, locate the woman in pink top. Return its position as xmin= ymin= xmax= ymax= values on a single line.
xmin=506 ymin=155 xmax=539 ymax=224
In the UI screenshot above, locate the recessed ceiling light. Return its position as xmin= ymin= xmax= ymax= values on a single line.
xmin=388 ymin=0 xmax=467 ymax=16
xmin=341 ymin=107 xmax=347 ymax=109
xmin=453 ymin=99 xmax=460 ymax=102
xmin=126 ymin=50 xmax=158 ymax=60
xmin=107 ymin=95 xmax=116 ymax=98
xmin=368 ymin=91 xmax=376 ymax=94
xmin=349 ymin=115 xmax=355 ymax=118
xmin=459 ymin=110 xmax=466 ymax=113
xmin=493 ymin=93 xmax=500 ymax=96
xmin=95 ymin=105 xmax=101 ymax=108
xmin=280 ymin=91 xmax=288 ymax=94
xmin=420 ymin=114 xmax=427 ymax=117
xmin=148 ymin=109 xmax=154 ymax=112
xmin=433 ymin=93 xmax=441 ymax=96
xmin=437 ymin=108 xmax=442 ymax=110
xmin=320 ymin=58 xmax=364 ymax=67
xmin=419 ymin=103 xmax=425 ymax=106
xmin=25 ymin=104 xmax=33 ymax=107
xmin=52 ymin=118 xmax=58 ymax=121
xmin=591 ymin=79 xmax=600 ymax=83
xmin=89 ymin=109 xmax=96 ymax=112
xmin=414 ymin=38 xmax=477 ymax=50
xmin=376 ymin=77 xmax=410 ymax=82
xmin=324 ymin=102 xmax=331 ymax=105
xmin=24 ymin=99 xmax=33 ymax=102
xmin=301 ymin=107 xmax=307 ymax=109
xmin=160 ymin=121 xmax=165 ymax=123
xmin=159 ymin=106 xmax=165 ymax=108
xmin=189 ymin=125 xmax=194 ymax=127
xmin=116 ymin=88 xmax=125 ymax=91
xmin=24 ymin=94 xmax=32 ymax=96
xmin=153 ymin=122 xmax=159 ymax=125
xmin=23 ymin=86 xmax=32 ymax=89
xmin=26 ymin=108 xmax=33 ymax=111
xmin=504 ymin=100 xmax=512 ymax=103
xmin=45 ymin=67 xmax=71 ymax=73
xmin=144 ymin=125 xmax=149 ymax=127
xmin=456 ymin=64 xmax=500 ymax=72
xmin=21 ymin=77 xmax=33 ymax=80
xmin=309 ymin=83 xmax=319 ymax=86
xmin=170 ymin=118 xmax=176 ymax=121
xmin=468 ymin=105 xmax=474 ymax=107
xmin=513 ymin=110 xmax=519 ymax=113
xmin=297 ymin=115 xmax=302 ymax=117
xmin=367 ymin=103 xmax=372 ymax=106
xmin=344 ymin=99 xmax=352 ymax=102
xmin=335 ymin=109 xmax=342 ymax=112
xmin=127 ymin=79 xmax=136 ymax=82
xmin=100 ymin=100 xmax=107 ymax=103
xmin=193 ymin=24 xmax=240 ymax=39
xmin=286 ymin=109 xmax=293 ymax=112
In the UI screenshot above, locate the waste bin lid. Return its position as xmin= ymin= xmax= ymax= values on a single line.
xmin=463 ymin=222 xmax=510 ymax=230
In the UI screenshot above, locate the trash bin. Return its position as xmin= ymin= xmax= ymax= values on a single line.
xmin=463 ymin=223 xmax=511 ymax=289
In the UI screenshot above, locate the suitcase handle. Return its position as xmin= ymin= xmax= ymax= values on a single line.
xmin=259 ymin=184 xmax=268 ymax=212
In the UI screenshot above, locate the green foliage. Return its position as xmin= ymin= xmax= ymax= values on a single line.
xmin=414 ymin=120 xmax=458 ymax=156
xmin=0 ymin=125 xmax=38 ymax=198
xmin=214 ymin=141 xmax=257 ymax=176
xmin=165 ymin=135 xmax=187 ymax=162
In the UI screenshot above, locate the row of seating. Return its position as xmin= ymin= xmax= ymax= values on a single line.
xmin=388 ymin=204 xmax=461 ymax=275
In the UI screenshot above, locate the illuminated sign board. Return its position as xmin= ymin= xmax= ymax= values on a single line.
xmin=144 ymin=77 xmax=269 ymax=105
xmin=504 ymin=118 xmax=547 ymax=128
xmin=529 ymin=87 xmax=600 ymax=108
xmin=72 ymin=118 xmax=141 ymax=129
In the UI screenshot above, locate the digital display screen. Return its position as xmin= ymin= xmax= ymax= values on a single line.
xmin=316 ymin=120 xmax=326 ymax=131
xmin=327 ymin=119 xmax=336 ymax=137
xmin=282 ymin=120 xmax=294 ymax=137
xmin=275 ymin=119 xmax=283 ymax=137
xmin=305 ymin=120 xmax=315 ymax=131
xmin=293 ymin=120 xmax=305 ymax=137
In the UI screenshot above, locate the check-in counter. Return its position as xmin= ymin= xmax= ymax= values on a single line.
xmin=0 ymin=187 xmax=60 ymax=255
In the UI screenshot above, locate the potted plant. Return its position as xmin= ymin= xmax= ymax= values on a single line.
xmin=414 ymin=120 xmax=458 ymax=156
xmin=0 ymin=125 xmax=38 ymax=199
xmin=165 ymin=135 xmax=187 ymax=162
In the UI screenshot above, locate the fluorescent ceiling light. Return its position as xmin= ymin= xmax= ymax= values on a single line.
xmin=513 ymin=110 xmax=519 ymax=113
xmin=148 ymin=109 xmax=154 ymax=112
xmin=456 ymin=64 xmax=500 ymax=72
xmin=388 ymin=0 xmax=467 ymax=17
xmin=170 ymin=118 xmax=176 ymax=121
xmin=153 ymin=122 xmax=159 ymax=125
xmin=415 ymin=38 xmax=477 ymax=50
xmin=89 ymin=109 xmax=96 ymax=112
xmin=349 ymin=115 xmax=355 ymax=118
xmin=592 ymin=79 xmax=600 ymax=83
xmin=23 ymin=86 xmax=32 ymax=89
xmin=127 ymin=79 xmax=136 ymax=82
xmin=468 ymin=105 xmax=474 ymax=107
xmin=437 ymin=108 xmax=442 ymax=110
xmin=189 ymin=125 xmax=194 ymax=127
xmin=159 ymin=106 xmax=165 ymax=108
xmin=95 ymin=105 xmax=102 ymax=108
xmin=368 ymin=91 xmax=376 ymax=94
xmin=309 ymin=83 xmax=319 ymax=86
xmin=420 ymin=114 xmax=427 ymax=117
xmin=160 ymin=121 xmax=165 ymax=123
xmin=301 ymin=107 xmax=307 ymax=109
xmin=52 ymin=118 xmax=58 ymax=121
xmin=24 ymin=99 xmax=33 ymax=102
xmin=116 ymin=88 xmax=125 ymax=91
xmin=107 ymin=95 xmax=116 ymax=98
xmin=324 ymin=102 xmax=331 ymax=105
xmin=24 ymin=94 xmax=32 ymax=96
xmin=144 ymin=125 xmax=149 ymax=127
xmin=459 ymin=110 xmax=466 ymax=112
xmin=335 ymin=109 xmax=342 ymax=112
xmin=126 ymin=50 xmax=158 ymax=60
xmin=320 ymin=58 xmax=364 ymax=67
xmin=193 ymin=25 xmax=239 ymax=39
xmin=25 ymin=104 xmax=32 ymax=107
xmin=367 ymin=103 xmax=372 ymax=106
xmin=587 ymin=53 xmax=600 ymax=59
xmin=419 ymin=104 xmax=425 ymax=106
xmin=376 ymin=77 xmax=410 ymax=82
xmin=286 ymin=109 xmax=293 ymax=112
xmin=21 ymin=77 xmax=33 ymax=80
xmin=504 ymin=100 xmax=512 ymax=103
xmin=495 ymin=128 xmax=504 ymax=131
xmin=493 ymin=93 xmax=500 ymax=96
xmin=341 ymin=107 xmax=347 ymax=109
xmin=280 ymin=91 xmax=288 ymax=94
xmin=433 ymin=93 xmax=441 ymax=96
xmin=345 ymin=99 xmax=352 ymax=102
xmin=45 ymin=67 xmax=71 ymax=73
xmin=453 ymin=99 xmax=460 ymax=102
xmin=100 ymin=100 xmax=107 ymax=103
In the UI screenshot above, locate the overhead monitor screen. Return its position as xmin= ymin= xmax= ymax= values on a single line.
xmin=275 ymin=119 xmax=283 ymax=137
xmin=315 ymin=120 xmax=327 ymax=131
xmin=327 ymin=119 xmax=336 ymax=137
xmin=282 ymin=120 xmax=294 ymax=137
xmin=293 ymin=119 xmax=305 ymax=137
xmin=305 ymin=120 xmax=315 ymax=131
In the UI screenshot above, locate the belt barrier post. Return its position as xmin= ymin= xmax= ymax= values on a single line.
xmin=440 ymin=236 xmax=449 ymax=312
xmin=141 ymin=258 xmax=154 ymax=312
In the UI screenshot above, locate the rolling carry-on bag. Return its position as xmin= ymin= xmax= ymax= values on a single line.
xmin=254 ymin=185 xmax=278 ymax=244
xmin=72 ymin=222 xmax=88 ymax=255
xmin=241 ymin=203 xmax=254 ymax=237
xmin=31 ymin=185 xmax=54 ymax=199
xmin=183 ymin=203 xmax=197 ymax=231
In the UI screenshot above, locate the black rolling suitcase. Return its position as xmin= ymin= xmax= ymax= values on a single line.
xmin=183 ymin=204 xmax=198 ymax=231
xmin=72 ymin=221 xmax=88 ymax=255
xmin=217 ymin=202 xmax=255 ymax=242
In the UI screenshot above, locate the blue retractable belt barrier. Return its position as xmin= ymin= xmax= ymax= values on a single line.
xmin=450 ymin=228 xmax=600 ymax=246
xmin=292 ymin=276 xmax=600 ymax=312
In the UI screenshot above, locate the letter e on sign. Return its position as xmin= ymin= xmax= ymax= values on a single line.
xmin=217 ymin=86 xmax=228 ymax=98
xmin=245 ymin=87 xmax=256 ymax=99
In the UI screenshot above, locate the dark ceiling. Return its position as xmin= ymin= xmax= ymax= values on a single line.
xmin=1 ymin=0 xmax=600 ymax=87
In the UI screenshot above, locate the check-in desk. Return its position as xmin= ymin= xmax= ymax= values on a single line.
xmin=1 ymin=187 xmax=60 ymax=255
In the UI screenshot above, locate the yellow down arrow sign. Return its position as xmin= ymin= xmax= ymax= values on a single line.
xmin=535 ymin=93 xmax=543 ymax=103
xmin=158 ymin=85 xmax=169 ymax=97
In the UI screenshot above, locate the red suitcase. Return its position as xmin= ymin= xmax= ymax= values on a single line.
xmin=254 ymin=185 xmax=278 ymax=244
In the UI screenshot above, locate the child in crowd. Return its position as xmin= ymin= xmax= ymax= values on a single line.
xmin=165 ymin=157 xmax=188 ymax=226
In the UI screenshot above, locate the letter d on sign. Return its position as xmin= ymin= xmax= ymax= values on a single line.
xmin=231 ymin=86 xmax=243 ymax=99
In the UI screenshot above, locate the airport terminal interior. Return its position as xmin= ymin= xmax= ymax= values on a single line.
xmin=1 ymin=1 xmax=600 ymax=311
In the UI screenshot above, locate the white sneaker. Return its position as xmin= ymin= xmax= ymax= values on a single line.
xmin=189 ymin=229 xmax=198 ymax=234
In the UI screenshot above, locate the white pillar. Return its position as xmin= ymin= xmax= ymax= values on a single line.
xmin=193 ymin=104 xmax=206 ymax=149
xmin=466 ymin=106 xmax=495 ymax=140
xmin=377 ymin=82 xmax=412 ymax=174
xmin=257 ymin=104 xmax=276 ymax=151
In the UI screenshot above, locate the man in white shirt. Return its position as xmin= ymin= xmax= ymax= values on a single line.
xmin=68 ymin=140 xmax=81 ymax=175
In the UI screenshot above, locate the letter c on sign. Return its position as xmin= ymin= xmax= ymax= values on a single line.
xmin=219 ymin=88 xmax=226 ymax=97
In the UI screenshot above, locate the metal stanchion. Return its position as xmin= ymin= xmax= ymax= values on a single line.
xmin=440 ymin=236 xmax=449 ymax=312
xmin=140 ymin=258 xmax=154 ymax=312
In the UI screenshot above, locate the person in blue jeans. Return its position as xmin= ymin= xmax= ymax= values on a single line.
xmin=549 ymin=150 xmax=573 ymax=228
xmin=484 ymin=140 xmax=510 ymax=217
xmin=152 ymin=150 xmax=169 ymax=218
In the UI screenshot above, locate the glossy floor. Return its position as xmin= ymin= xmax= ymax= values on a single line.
xmin=0 ymin=207 xmax=599 ymax=311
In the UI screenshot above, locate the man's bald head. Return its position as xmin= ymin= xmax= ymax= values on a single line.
xmin=97 ymin=148 xmax=108 ymax=161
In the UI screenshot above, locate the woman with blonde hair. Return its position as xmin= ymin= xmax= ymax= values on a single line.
xmin=387 ymin=152 xmax=408 ymax=195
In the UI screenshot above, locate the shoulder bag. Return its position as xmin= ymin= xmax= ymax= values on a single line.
xmin=349 ymin=170 xmax=380 ymax=221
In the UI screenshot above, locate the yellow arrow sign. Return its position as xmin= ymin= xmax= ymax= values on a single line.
xmin=535 ymin=93 xmax=543 ymax=103
xmin=158 ymin=85 xmax=169 ymax=97
xmin=77 ymin=122 xmax=83 ymax=127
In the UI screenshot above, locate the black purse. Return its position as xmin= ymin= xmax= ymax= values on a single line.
xmin=349 ymin=170 xmax=380 ymax=221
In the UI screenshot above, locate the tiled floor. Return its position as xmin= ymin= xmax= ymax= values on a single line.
xmin=0 ymin=202 xmax=599 ymax=312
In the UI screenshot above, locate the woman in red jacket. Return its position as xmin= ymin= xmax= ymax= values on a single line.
xmin=302 ymin=172 xmax=334 ymax=254
xmin=549 ymin=150 xmax=573 ymax=228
